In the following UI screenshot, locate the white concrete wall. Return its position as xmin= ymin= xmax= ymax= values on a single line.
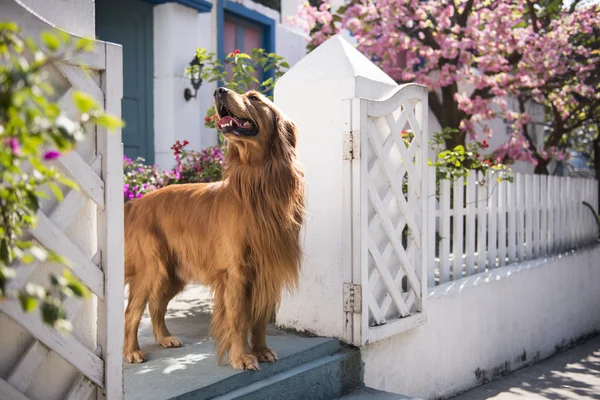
xmin=153 ymin=3 xmax=215 ymax=168
xmin=19 ymin=0 xmax=95 ymax=37
xmin=362 ymin=244 xmax=600 ymax=399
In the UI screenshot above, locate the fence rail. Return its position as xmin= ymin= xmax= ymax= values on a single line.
xmin=430 ymin=171 xmax=599 ymax=286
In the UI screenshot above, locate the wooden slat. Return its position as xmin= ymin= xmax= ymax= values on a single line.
xmin=439 ymin=179 xmax=451 ymax=283
xmin=452 ymin=177 xmax=464 ymax=280
xmin=57 ymin=151 xmax=105 ymax=208
xmin=540 ymin=176 xmax=548 ymax=257
xmin=559 ymin=177 xmax=567 ymax=251
xmin=507 ymin=176 xmax=517 ymax=263
xmin=516 ymin=174 xmax=526 ymax=261
xmin=525 ymin=174 xmax=534 ymax=260
xmin=0 ymin=378 xmax=30 ymax=400
xmin=7 ymin=341 xmax=50 ymax=393
xmin=487 ymin=178 xmax=498 ymax=269
xmin=465 ymin=173 xmax=477 ymax=275
xmin=30 ymin=213 xmax=104 ymax=297
xmin=547 ymin=176 xmax=555 ymax=254
xmin=66 ymin=375 xmax=96 ymax=400
xmin=427 ymin=166 xmax=436 ymax=287
xmin=476 ymin=171 xmax=487 ymax=272
xmin=0 ymin=300 xmax=104 ymax=387
xmin=55 ymin=62 xmax=103 ymax=104
xmin=532 ymin=175 xmax=540 ymax=258
xmin=497 ymin=179 xmax=507 ymax=267
xmin=96 ymin=42 xmax=125 ymax=400
xmin=48 ymin=188 xmax=87 ymax=232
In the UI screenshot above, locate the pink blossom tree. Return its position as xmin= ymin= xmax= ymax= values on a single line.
xmin=288 ymin=0 xmax=600 ymax=175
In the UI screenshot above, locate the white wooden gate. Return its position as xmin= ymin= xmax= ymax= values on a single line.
xmin=347 ymin=83 xmax=430 ymax=346
xmin=0 ymin=1 xmax=124 ymax=399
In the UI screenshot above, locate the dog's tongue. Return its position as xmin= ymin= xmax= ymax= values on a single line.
xmin=216 ymin=116 xmax=253 ymax=130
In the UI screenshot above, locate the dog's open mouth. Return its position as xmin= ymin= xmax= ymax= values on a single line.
xmin=216 ymin=105 xmax=258 ymax=137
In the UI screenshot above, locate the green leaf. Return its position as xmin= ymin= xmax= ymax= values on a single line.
xmin=57 ymin=176 xmax=78 ymax=190
xmin=75 ymin=38 xmax=94 ymax=52
xmin=41 ymin=31 xmax=61 ymax=52
xmin=19 ymin=293 xmax=38 ymax=312
xmin=96 ymin=114 xmax=125 ymax=132
xmin=73 ymin=91 xmax=97 ymax=113
xmin=47 ymin=182 xmax=63 ymax=202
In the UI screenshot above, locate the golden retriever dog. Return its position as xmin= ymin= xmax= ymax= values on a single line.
xmin=123 ymin=87 xmax=304 ymax=370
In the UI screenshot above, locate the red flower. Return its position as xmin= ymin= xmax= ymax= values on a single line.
xmin=475 ymin=153 xmax=481 ymax=159
xmin=234 ymin=49 xmax=240 ymax=54
xmin=183 ymin=140 xmax=189 ymax=146
xmin=483 ymin=159 xmax=492 ymax=166
xmin=204 ymin=116 xmax=211 ymax=122
xmin=481 ymin=139 xmax=489 ymax=149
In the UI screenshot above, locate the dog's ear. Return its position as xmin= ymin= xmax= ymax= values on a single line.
xmin=276 ymin=114 xmax=297 ymax=149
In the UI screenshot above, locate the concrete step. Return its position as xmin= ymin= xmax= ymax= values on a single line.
xmin=125 ymin=334 xmax=343 ymax=400
xmin=212 ymin=347 xmax=362 ymax=400
xmin=337 ymin=386 xmax=422 ymax=400
xmin=124 ymin=286 xmax=362 ymax=400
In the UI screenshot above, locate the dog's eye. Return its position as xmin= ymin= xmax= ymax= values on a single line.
xmin=248 ymin=95 xmax=259 ymax=101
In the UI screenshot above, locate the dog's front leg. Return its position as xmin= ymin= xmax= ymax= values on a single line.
xmin=251 ymin=318 xmax=278 ymax=363
xmin=220 ymin=271 xmax=259 ymax=370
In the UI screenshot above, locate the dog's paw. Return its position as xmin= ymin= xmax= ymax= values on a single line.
xmin=231 ymin=354 xmax=260 ymax=370
xmin=253 ymin=347 xmax=278 ymax=363
xmin=125 ymin=349 xmax=146 ymax=363
xmin=158 ymin=336 xmax=181 ymax=348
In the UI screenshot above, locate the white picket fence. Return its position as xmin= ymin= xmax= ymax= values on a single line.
xmin=430 ymin=171 xmax=599 ymax=286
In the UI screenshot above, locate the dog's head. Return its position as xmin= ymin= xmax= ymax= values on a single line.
xmin=213 ymin=88 xmax=297 ymax=160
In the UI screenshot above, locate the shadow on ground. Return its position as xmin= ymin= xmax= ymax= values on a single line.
xmin=452 ymin=337 xmax=600 ymax=400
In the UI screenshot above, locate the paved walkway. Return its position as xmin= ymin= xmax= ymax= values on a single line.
xmin=452 ymin=336 xmax=600 ymax=400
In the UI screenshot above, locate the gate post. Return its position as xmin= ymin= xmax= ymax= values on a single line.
xmin=274 ymin=35 xmax=398 ymax=343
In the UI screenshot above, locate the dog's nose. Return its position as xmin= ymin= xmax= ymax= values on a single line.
xmin=214 ymin=87 xmax=229 ymax=98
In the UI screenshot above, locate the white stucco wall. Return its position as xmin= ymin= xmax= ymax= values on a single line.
xmin=153 ymin=3 xmax=216 ymax=168
xmin=18 ymin=0 xmax=95 ymax=37
xmin=362 ymin=244 xmax=600 ymax=400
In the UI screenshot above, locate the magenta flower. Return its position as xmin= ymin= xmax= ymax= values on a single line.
xmin=43 ymin=150 xmax=61 ymax=160
xmin=5 ymin=138 xmax=21 ymax=155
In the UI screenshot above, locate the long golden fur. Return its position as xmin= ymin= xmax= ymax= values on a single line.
xmin=123 ymin=88 xmax=304 ymax=370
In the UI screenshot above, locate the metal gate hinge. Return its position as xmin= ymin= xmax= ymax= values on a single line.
xmin=343 ymin=131 xmax=360 ymax=160
xmin=343 ymin=283 xmax=362 ymax=313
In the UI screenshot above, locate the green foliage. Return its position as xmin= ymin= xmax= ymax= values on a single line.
xmin=0 ymin=22 xmax=123 ymax=333
xmin=429 ymin=128 xmax=513 ymax=186
xmin=187 ymin=47 xmax=289 ymax=141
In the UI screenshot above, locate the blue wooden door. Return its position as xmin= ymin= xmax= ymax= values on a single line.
xmin=96 ymin=0 xmax=155 ymax=163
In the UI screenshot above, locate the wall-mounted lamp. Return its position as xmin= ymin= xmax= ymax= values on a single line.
xmin=184 ymin=55 xmax=204 ymax=101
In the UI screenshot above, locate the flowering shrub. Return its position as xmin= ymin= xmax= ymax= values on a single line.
xmin=187 ymin=48 xmax=289 ymax=140
xmin=123 ymin=141 xmax=225 ymax=202
xmin=123 ymin=156 xmax=168 ymax=200
xmin=429 ymin=129 xmax=513 ymax=185
xmin=0 ymin=23 xmax=123 ymax=332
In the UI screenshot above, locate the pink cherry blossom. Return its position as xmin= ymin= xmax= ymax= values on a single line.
xmin=290 ymin=0 xmax=600 ymax=167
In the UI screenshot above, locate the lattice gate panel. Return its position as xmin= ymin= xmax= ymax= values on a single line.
xmin=353 ymin=84 xmax=430 ymax=346
xmin=0 ymin=2 xmax=124 ymax=399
